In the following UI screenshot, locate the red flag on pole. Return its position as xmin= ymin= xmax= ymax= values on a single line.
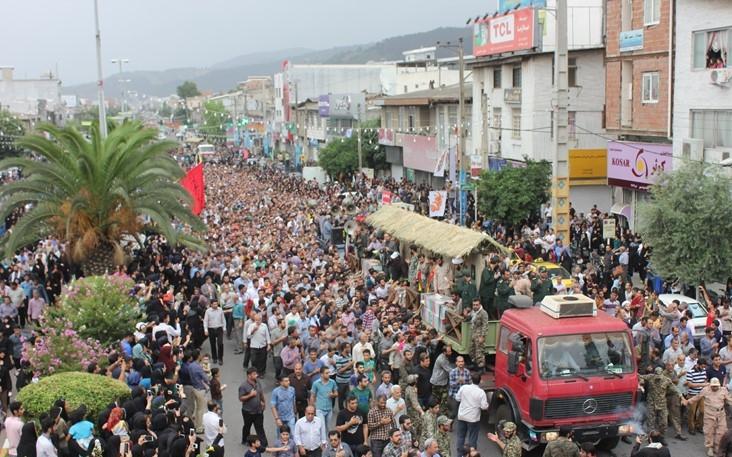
xmin=180 ymin=164 xmax=205 ymax=215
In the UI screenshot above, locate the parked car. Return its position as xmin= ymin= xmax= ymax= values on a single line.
xmin=658 ymin=293 xmax=708 ymax=341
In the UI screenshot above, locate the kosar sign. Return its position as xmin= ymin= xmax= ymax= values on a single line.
xmin=474 ymin=8 xmax=537 ymax=57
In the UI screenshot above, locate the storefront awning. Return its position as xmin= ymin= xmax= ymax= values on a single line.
xmin=365 ymin=205 xmax=508 ymax=258
xmin=611 ymin=203 xmax=632 ymax=220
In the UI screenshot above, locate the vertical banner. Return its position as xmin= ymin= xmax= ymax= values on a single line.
xmin=433 ymin=149 xmax=449 ymax=177
xmin=428 ymin=191 xmax=447 ymax=217
xmin=180 ymin=164 xmax=205 ymax=216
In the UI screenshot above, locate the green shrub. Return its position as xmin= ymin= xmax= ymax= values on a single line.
xmin=17 ymin=372 xmax=130 ymax=419
xmin=49 ymin=275 xmax=142 ymax=346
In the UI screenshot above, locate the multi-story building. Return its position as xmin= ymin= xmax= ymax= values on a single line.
xmin=376 ymin=83 xmax=473 ymax=185
xmin=0 ymin=66 xmax=63 ymax=123
xmin=673 ymin=0 xmax=732 ymax=165
xmin=469 ymin=1 xmax=610 ymax=213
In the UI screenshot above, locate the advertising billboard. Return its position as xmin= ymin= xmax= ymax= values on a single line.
xmin=607 ymin=141 xmax=672 ymax=190
xmin=569 ymin=149 xmax=607 ymax=181
xmin=498 ymin=0 xmax=546 ymax=13
xmin=319 ymin=93 xmax=366 ymax=119
xmin=619 ymin=29 xmax=644 ymax=52
xmin=318 ymin=95 xmax=330 ymax=117
xmin=474 ymin=8 xmax=538 ymax=57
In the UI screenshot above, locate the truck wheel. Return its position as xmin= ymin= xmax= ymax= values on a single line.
xmin=597 ymin=436 xmax=620 ymax=451
xmin=493 ymin=403 xmax=514 ymax=431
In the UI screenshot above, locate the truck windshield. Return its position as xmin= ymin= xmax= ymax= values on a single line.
xmin=537 ymin=332 xmax=634 ymax=379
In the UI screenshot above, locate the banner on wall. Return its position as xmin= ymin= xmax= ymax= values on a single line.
xmin=429 ymin=191 xmax=447 ymax=217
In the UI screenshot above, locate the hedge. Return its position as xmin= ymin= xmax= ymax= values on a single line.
xmin=17 ymin=372 xmax=131 ymax=419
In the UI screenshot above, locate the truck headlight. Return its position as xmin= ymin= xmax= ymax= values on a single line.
xmin=541 ymin=432 xmax=558 ymax=442
xmin=618 ymin=424 xmax=635 ymax=435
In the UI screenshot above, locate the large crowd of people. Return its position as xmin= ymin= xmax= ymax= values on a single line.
xmin=2 ymin=157 xmax=732 ymax=457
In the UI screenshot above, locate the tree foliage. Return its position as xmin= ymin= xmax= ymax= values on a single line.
xmin=176 ymin=81 xmax=201 ymax=99
xmin=0 ymin=110 xmax=25 ymax=157
xmin=638 ymin=161 xmax=732 ymax=284
xmin=361 ymin=119 xmax=388 ymax=171
xmin=477 ymin=159 xmax=551 ymax=225
xmin=0 ymin=121 xmax=206 ymax=274
xmin=201 ymin=100 xmax=230 ymax=136
xmin=318 ymin=136 xmax=359 ymax=180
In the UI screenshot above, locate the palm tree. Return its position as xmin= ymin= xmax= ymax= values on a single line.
xmin=0 ymin=121 xmax=206 ymax=275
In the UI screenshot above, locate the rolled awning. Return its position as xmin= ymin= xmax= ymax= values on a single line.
xmin=610 ymin=204 xmax=632 ymax=220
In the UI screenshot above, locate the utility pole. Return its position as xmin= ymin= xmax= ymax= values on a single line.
xmin=93 ymin=0 xmax=107 ymax=137
xmin=233 ymin=94 xmax=239 ymax=146
xmin=357 ymin=102 xmax=363 ymax=170
xmin=111 ymin=58 xmax=129 ymax=113
xmin=552 ymin=0 xmax=570 ymax=242
xmin=457 ymin=37 xmax=466 ymax=226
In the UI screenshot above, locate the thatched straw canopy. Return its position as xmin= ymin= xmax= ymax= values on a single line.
xmin=365 ymin=205 xmax=507 ymax=258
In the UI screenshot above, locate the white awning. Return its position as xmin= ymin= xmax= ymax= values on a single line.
xmin=610 ymin=203 xmax=632 ymax=220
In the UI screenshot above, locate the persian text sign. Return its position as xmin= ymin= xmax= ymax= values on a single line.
xmin=474 ymin=8 xmax=537 ymax=57
xmin=607 ymin=141 xmax=672 ymax=190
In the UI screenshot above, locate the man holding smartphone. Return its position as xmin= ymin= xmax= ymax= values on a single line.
xmin=203 ymin=402 xmax=226 ymax=452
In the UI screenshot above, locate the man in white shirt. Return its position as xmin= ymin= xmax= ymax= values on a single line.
xmin=202 ymin=402 xmax=226 ymax=449
xmin=294 ymin=406 xmax=325 ymax=457
xmin=351 ymin=333 xmax=374 ymax=364
xmin=152 ymin=313 xmax=181 ymax=343
xmin=36 ymin=416 xmax=57 ymax=457
xmin=247 ymin=312 xmax=271 ymax=375
xmin=454 ymin=373 xmax=489 ymax=452
xmin=203 ymin=300 xmax=226 ymax=365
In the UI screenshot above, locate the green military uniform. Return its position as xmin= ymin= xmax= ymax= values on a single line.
xmin=542 ymin=437 xmax=579 ymax=457
xmin=663 ymin=367 xmax=684 ymax=437
xmin=405 ymin=384 xmax=423 ymax=440
xmin=435 ymin=429 xmax=451 ymax=457
xmin=639 ymin=368 xmax=678 ymax=435
xmin=470 ymin=306 xmax=490 ymax=368
xmin=453 ymin=265 xmax=469 ymax=293
xmin=459 ymin=278 xmax=478 ymax=307
xmin=495 ymin=278 xmax=514 ymax=317
xmin=479 ymin=268 xmax=498 ymax=318
xmin=419 ymin=411 xmax=437 ymax=448
xmin=530 ymin=271 xmax=554 ymax=306
xmin=503 ymin=435 xmax=522 ymax=457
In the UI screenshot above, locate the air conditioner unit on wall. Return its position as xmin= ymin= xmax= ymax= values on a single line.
xmin=682 ymin=138 xmax=704 ymax=162
xmin=710 ymin=70 xmax=731 ymax=86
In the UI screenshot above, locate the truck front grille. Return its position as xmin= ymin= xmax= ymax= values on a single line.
xmin=543 ymin=393 xmax=633 ymax=420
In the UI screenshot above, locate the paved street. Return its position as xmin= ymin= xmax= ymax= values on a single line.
xmin=210 ymin=337 xmax=707 ymax=457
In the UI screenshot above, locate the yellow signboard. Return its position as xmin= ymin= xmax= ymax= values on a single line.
xmin=569 ymin=149 xmax=607 ymax=181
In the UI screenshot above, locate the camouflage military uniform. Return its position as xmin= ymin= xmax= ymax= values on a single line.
xmin=542 ymin=437 xmax=579 ymax=456
xmin=419 ymin=411 xmax=437 ymax=449
xmin=639 ymin=371 xmax=677 ymax=434
xmin=405 ymin=385 xmax=423 ymax=439
xmin=470 ymin=306 xmax=490 ymax=368
xmin=662 ymin=367 xmax=683 ymax=436
xmin=503 ymin=435 xmax=522 ymax=457
xmin=435 ymin=429 xmax=451 ymax=457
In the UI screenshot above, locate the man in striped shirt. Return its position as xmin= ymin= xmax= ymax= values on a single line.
xmin=686 ymin=358 xmax=708 ymax=434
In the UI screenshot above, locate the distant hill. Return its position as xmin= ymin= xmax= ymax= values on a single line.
xmin=64 ymin=27 xmax=471 ymax=99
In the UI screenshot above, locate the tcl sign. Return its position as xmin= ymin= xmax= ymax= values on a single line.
xmin=474 ymin=8 xmax=537 ymax=57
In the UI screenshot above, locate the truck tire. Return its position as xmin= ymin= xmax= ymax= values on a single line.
xmin=597 ymin=436 xmax=620 ymax=451
xmin=494 ymin=403 xmax=515 ymax=432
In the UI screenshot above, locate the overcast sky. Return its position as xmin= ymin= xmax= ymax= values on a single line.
xmin=3 ymin=0 xmax=496 ymax=85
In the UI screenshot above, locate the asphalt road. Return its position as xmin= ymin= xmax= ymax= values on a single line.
xmin=211 ymin=336 xmax=709 ymax=457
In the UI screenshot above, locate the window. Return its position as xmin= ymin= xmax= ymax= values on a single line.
xmin=644 ymin=0 xmax=661 ymax=26
xmin=538 ymin=332 xmax=634 ymax=379
xmin=568 ymin=111 xmax=576 ymax=140
xmin=693 ymin=29 xmax=731 ymax=69
xmin=493 ymin=68 xmax=502 ymax=88
xmin=512 ymin=66 xmax=522 ymax=88
xmin=492 ymin=107 xmax=502 ymax=142
xmin=512 ymin=108 xmax=521 ymax=139
xmin=568 ymin=58 xmax=578 ymax=87
xmin=641 ymin=72 xmax=659 ymax=103
xmin=408 ymin=114 xmax=415 ymax=131
xmin=691 ymin=110 xmax=732 ymax=148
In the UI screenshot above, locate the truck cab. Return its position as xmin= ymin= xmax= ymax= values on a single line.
xmin=485 ymin=296 xmax=638 ymax=450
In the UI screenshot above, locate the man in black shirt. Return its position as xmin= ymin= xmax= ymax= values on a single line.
xmin=415 ymin=353 xmax=432 ymax=406
xmin=335 ymin=396 xmax=367 ymax=457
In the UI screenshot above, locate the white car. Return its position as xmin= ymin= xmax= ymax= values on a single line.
xmin=658 ymin=293 xmax=708 ymax=340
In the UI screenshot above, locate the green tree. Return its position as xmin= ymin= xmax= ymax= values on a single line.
xmin=0 ymin=121 xmax=206 ymax=275
xmin=361 ymin=119 xmax=388 ymax=171
xmin=318 ymin=136 xmax=359 ymax=180
xmin=201 ymin=100 xmax=230 ymax=137
xmin=477 ymin=159 xmax=551 ymax=225
xmin=638 ymin=161 xmax=732 ymax=285
xmin=0 ymin=110 xmax=25 ymax=157
xmin=158 ymin=102 xmax=173 ymax=119
xmin=176 ymin=81 xmax=201 ymax=126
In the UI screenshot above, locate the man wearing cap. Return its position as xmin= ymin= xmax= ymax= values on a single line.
xmin=479 ymin=258 xmax=499 ymax=318
xmin=530 ymin=267 xmax=554 ymax=306
xmin=495 ymin=270 xmax=514 ymax=318
xmin=638 ymin=366 xmax=678 ymax=436
xmin=468 ymin=299 xmax=490 ymax=371
xmin=486 ymin=421 xmax=521 ymax=457
xmin=435 ymin=416 xmax=452 ymax=457
xmin=684 ymin=376 xmax=732 ymax=456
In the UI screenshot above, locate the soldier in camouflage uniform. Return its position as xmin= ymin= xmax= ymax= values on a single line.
xmin=435 ymin=416 xmax=453 ymax=457
xmin=469 ymin=298 xmax=490 ymax=370
xmin=404 ymin=374 xmax=424 ymax=440
xmin=662 ymin=363 xmax=687 ymax=440
xmin=639 ymin=366 xmax=679 ymax=435
xmin=530 ymin=267 xmax=554 ymax=305
xmin=542 ymin=427 xmax=579 ymax=457
xmin=487 ymin=421 xmax=522 ymax=457
xmin=418 ymin=400 xmax=440 ymax=449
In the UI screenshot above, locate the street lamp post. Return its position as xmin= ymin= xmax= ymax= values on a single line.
xmin=111 ymin=59 xmax=130 ymax=112
xmin=93 ymin=0 xmax=107 ymax=137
